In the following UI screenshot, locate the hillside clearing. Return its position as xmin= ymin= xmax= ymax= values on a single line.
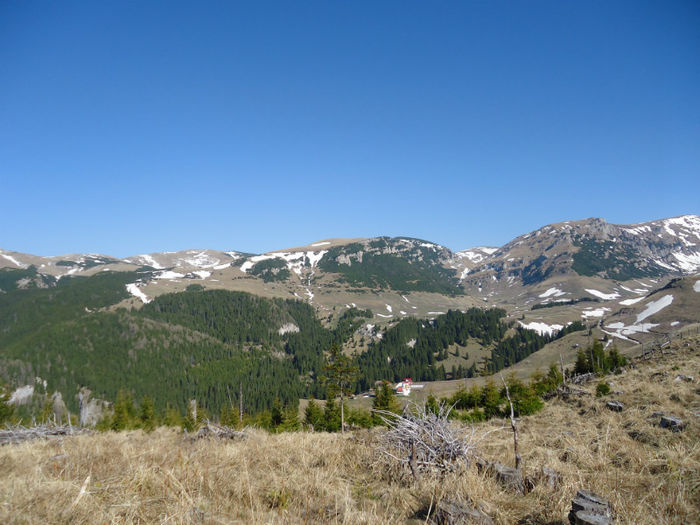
xmin=2 ymin=338 xmax=698 ymax=524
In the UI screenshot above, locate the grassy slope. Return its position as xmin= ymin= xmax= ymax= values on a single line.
xmin=2 ymin=337 xmax=698 ymax=524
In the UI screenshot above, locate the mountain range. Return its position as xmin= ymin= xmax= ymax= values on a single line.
xmin=1 ymin=214 xmax=699 ymax=420
xmin=2 ymin=214 xmax=699 ymax=311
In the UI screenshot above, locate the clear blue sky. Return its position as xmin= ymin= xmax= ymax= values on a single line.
xmin=2 ymin=1 xmax=698 ymax=257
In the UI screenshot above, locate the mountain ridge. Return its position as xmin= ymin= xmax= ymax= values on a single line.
xmin=1 ymin=214 xmax=698 ymax=321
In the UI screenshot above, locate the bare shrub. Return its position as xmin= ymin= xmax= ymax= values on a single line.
xmin=376 ymin=402 xmax=494 ymax=480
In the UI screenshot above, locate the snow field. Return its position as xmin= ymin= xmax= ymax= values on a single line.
xmin=126 ymin=283 xmax=151 ymax=304
xmin=539 ymin=287 xmax=566 ymax=298
xmin=619 ymin=297 xmax=645 ymax=306
xmin=585 ymin=289 xmax=620 ymax=300
xmin=636 ymin=294 xmax=673 ymax=323
xmin=518 ymin=321 xmax=563 ymax=337
xmin=581 ymin=308 xmax=610 ymax=318
xmin=240 ymin=250 xmax=328 ymax=276
xmin=0 ymin=253 xmax=24 ymax=267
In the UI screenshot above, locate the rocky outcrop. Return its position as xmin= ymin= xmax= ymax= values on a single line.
xmin=429 ymin=500 xmax=493 ymax=525
xmin=568 ymin=489 xmax=614 ymax=525
xmin=659 ymin=416 xmax=684 ymax=431
xmin=78 ymin=388 xmax=109 ymax=427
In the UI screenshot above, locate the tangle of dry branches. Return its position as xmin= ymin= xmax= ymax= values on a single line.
xmin=375 ymin=402 xmax=501 ymax=479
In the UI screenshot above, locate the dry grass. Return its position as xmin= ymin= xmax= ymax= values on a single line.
xmin=2 ymin=340 xmax=699 ymax=524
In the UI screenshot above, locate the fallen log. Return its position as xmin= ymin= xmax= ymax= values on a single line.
xmin=0 ymin=423 xmax=89 ymax=446
xmin=190 ymin=421 xmax=248 ymax=442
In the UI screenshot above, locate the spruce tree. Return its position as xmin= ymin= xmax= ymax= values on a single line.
xmin=321 ymin=344 xmax=358 ymax=433
xmin=0 ymin=385 xmax=14 ymax=425
xmin=372 ymin=382 xmax=400 ymax=425
xmin=304 ymin=399 xmax=324 ymax=431
xmin=139 ymin=396 xmax=156 ymax=432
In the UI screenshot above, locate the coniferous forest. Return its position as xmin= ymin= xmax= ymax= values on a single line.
xmin=0 ymin=267 xmax=584 ymax=425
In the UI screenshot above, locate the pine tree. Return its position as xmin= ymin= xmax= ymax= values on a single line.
xmin=481 ymin=380 xmax=502 ymax=418
xmin=0 ymin=384 xmax=14 ymax=425
xmin=270 ymin=398 xmax=284 ymax=430
xmin=321 ymin=344 xmax=358 ymax=433
xmin=112 ymin=389 xmax=136 ymax=431
xmin=163 ymin=405 xmax=183 ymax=428
xmin=372 ymin=382 xmax=401 ymax=425
xmin=139 ymin=396 xmax=156 ymax=432
xmin=323 ymin=397 xmax=341 ymax=432
xmin=574 ymin=349 xmax=590 ymax=374
xmin=280 ymin=405 xmax=300 ymax=432
xmin=220 ymin=405 xmax=241 ymax=428
xmin=304 ymin=398 xmax=324 ymax=431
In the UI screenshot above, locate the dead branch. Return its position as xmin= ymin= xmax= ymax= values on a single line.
xmin=0 ymin=423 xmax=90 ymax=446
xmin=190 ymin=420 xmax=248 ymax=442
xmin=375 ymin=402 xmax=478 ymax=479
xmin=500 ymin=374 xmax=521 ymax=471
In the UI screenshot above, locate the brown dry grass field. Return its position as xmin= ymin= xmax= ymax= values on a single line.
xmin=1 ymin=339 xmax=699 ymax=524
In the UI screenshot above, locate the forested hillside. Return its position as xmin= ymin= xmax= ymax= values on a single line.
xmin=318 ymin=238 xmax=463 ymax=294
xmin=0 ymin=269 xmax=566 ymax=421
xmin=354 ymin=309 xmax=585 ymax=390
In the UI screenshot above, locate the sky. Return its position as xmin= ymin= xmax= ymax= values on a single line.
xmin=2 ymin=1 xmax=699 ymax=257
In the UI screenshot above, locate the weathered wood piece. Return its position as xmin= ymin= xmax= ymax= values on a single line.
xmin=476 ymin=459 xmax=525 ymax=494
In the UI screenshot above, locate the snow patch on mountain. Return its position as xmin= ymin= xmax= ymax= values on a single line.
xmin=619 ymin=297 xmax=645 ymax=306
xmin=519 ymin=321 xmax=563 ymax=336
xmin=311 ymin=241 xmax=331 ymax=247
xmin=581 ymin=307 xmax=610 ymax=318
xmin=180 ymin=251 xmax=221 ymax=268
xmin=126 ymin=283 xmax=151 ymax=304
xmin=456 ymin=247 xmax=497 ymax=264
xmin=620 ymin=286 xmax=647 ymax=294
xmin=585 ymin=289 xmax=620 ymax=300
xmin=671 ymin=251 xmax=700 ymax=273
xmin=136 ymin=254 xmax=164 ymax=269
xmin=636 ymin=295 xmax=673 ymax=323
xmin=539 ymin=287 xmax=566 ymax=298
xmin=306 ymin=250 xmax=327 ymax=267
xmin=662 ymin=215 xmax=700 ymax=247
xmin=156 ymin=271 xmax=185 ymax=280
xmin=623 ymin=225 xmax=652 ymax=236
xmin=385 ymin=304 xmax=393 ymax=313
xmin=191 ymin=271 xmax=211 ymax=279
xmin=240 ymin=250 xmax=327 ymax=276
xmin=695 ymin=280 xmax=700 ymax=292
xmin=278 ymin=323 xmax=300 ymax=335
xmin=605 ymin=321 xmax=658 ymax=337
xmin=0 ymin=252 xmax=25 ymax=267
